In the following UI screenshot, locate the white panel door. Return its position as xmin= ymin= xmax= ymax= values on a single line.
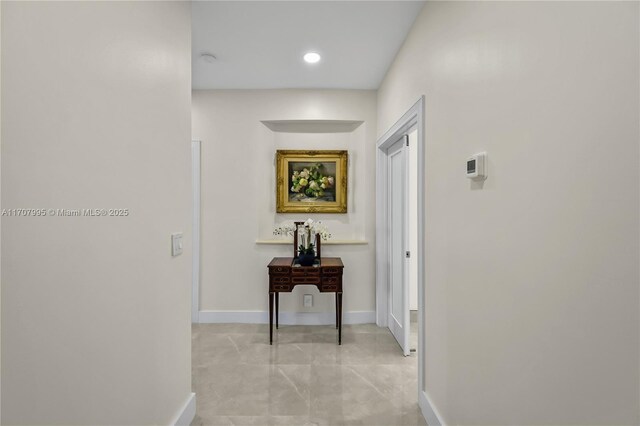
xmin=387 ymin=136 xmax=410 ymax=356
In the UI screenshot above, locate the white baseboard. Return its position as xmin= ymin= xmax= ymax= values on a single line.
xmin=170 ymin=392 xmax=196 ymax=426
xmin=197 ymin=310 xmax=375 ymax=325
xmin=419 ymin=390 xmax=446 ymax=426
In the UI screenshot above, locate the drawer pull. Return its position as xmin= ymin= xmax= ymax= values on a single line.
xmin=324 ymin=268 xmax=340 ymax=275
xmin=322 ymin=285 xmax=337 ymax=291
xmin=322 ymin=277 xmax=338 ymax=284
xmin=273 ymin=284 xmax=290 ymax=291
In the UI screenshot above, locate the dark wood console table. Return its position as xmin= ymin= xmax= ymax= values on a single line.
xmin=267 ymin=257 xmax=344 ymax=345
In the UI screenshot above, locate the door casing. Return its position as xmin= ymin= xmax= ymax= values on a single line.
xmin=375 ymin=96 xmax=426 ymax=397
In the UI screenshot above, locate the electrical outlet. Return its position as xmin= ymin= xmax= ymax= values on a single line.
xmin=303 ymin=294 xmax=313 ymax=307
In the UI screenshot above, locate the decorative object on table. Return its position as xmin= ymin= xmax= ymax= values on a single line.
xmin=274 ymin=218 xmax=331 ymax=265
xmin=296 ymin=221 xmax=317 ymax=266
xmin=297 ymin=247 xmax=316 ymax=266
xmin=276 ymin=150 xmax=348 ymax=213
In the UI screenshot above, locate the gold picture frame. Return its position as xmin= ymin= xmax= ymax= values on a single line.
xmin=276 ymin=150 xmax=348 ymax=213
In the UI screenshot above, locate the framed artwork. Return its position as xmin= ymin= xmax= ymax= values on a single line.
xmin=276 ymin=150 xmax=348 ymax=213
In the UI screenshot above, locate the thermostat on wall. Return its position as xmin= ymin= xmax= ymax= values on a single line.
xmin=466 ymin=152 xmax=487 ymax=179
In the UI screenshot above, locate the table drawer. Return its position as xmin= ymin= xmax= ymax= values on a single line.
xmin=271 ymin=276 xmax=290 ymax=284
xmin=272 ymin=284 xmax=291 ymax=292
xmin=321 ymin=284 xmax=338 ymax=292
xmin=322 ymin=267 xmax=341 ymax=275
xmin=291 ymin=276 xmax=321 ymax=285
xmin=270 ymin=266 xmax=290 ymax=274
xmin=291 ymin=268 xmax=319 ymax=276
xmin=322 ymin=276 xmax=339 ymax=285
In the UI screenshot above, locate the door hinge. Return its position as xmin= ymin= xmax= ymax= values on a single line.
xmin=406 ymin=251 xmax=411 ymax=258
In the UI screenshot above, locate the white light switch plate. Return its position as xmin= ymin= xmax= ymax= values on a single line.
xmin=171 ymin=233 xmax=183 ymax=256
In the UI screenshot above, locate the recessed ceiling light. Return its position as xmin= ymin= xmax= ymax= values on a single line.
xmin=200 ymin=53 xmax=217 ymax=63
xmin=303 ymin=52 xmax=321 ymax=64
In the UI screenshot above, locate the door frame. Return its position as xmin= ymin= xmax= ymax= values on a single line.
xmin=375 ymin=96 xmax=425 ymax=389
xmin=191 ymin=140 xmax=201 ymax=323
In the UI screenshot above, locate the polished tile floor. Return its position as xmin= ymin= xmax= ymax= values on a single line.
xmin=191 ymin=323 xmax=426 ymax=426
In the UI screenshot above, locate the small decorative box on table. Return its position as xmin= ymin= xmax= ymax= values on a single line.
xmin=267 ymin=256 xmax=345 ymax=344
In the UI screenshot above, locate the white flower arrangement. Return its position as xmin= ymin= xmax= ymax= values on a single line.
xmin=273 ymin=218 xmax=332 ymax=242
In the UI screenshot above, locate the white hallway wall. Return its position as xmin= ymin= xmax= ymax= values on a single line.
xmin=378 ymin=1 xmax=639 ymax=425
xmin=192 ymin=90 xmax=377 ymax=320
xmin=2 ymin=2 xmax=193 ymax=424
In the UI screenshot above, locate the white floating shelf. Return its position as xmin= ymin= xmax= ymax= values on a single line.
xmin=256 ymin=239 xmax=368 ymax=245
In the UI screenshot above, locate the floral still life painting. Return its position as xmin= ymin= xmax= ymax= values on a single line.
xmin=276 ymin=150 xmax=348 ymax=213
xmin=290 ymin=163 xmax=335 ymax=201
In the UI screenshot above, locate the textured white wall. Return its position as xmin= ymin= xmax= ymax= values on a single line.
xmin=378 ymin=2 xmax=639 ymax=424
xmin=1 ymin=2 xmax=193 ymax=424
xmin=192 ymin=90 xmax=377 ymax=316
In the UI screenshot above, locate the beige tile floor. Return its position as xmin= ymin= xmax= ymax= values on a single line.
xmin=191 ymin=322 xmax=426 ymax=426
xmin=409 ymin=311 xmax=418 ymax=353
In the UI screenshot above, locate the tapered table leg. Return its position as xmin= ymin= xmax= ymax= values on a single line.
xmin=269 ymin=292 xmax=274 ymax=345
xmin=337 ymin=292 xmax=343 ymax=345
xmin=275 ymin=292 xmax=279 ymax=329
xmin=335 ymin=293 xmax=338 ymax=329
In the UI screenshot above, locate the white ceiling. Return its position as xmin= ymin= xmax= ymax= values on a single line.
xmin=192 ymin=1 xmax=425 ymax=90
